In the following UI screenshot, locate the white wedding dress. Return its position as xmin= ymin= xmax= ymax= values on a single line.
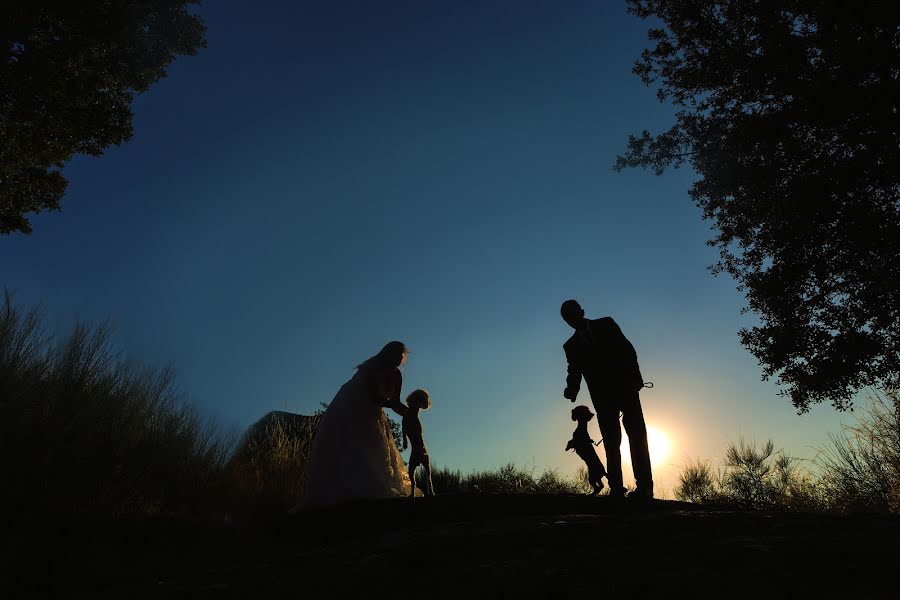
xmin=299 ymin=367 xmax=412 ymax=510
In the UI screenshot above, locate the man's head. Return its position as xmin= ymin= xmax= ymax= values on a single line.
xmin=560 ymin=299 xmax=586 ymax=330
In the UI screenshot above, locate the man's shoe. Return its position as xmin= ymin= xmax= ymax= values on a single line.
xmin=626 ymin=487 xmax=654 ymax=503
xmin=607 ymin=487 xmax=626 ymax=500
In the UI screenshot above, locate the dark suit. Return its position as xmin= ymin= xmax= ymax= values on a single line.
xmin=563 ymin=317 xmax=653 ymax=495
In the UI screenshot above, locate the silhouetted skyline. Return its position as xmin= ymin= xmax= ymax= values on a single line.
xmin=0 ymin=0 xmax=851 ymax=491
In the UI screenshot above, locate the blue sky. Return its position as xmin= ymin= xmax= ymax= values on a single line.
xmin=1 ymin=0 xmax=852 ymax=492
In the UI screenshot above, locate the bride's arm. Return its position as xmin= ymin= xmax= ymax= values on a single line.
xmin=389 ymin=401 xmax=408 ymax=417
xmin=374 ymin=369 xmax=407 ymax=416
xmin=387 ymin=369 xmax=407 ymax=416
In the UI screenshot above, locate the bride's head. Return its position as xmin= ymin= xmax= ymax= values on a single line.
xmin=357 ymin=340 xmax=408 ymax=371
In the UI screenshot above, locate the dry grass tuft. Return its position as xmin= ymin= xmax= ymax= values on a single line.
xmin=0 ymin=290 xmax=234 ymax=517
xmin=228 ymin=413 xmax=319 ymax=514
xmin=816 ymin=390 xmax=900 ymax=513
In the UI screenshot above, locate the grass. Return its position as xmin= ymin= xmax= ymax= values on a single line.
xmin=0 ymin=291 xmax=234 ymax=517
xmin=227 ymin=413 xmax=320 ymax=515
xmin=673 ymin=390 xmax=900 ymax=513
xmin=815 ymin=391 xmax=900 ymax=513
xmin=427 ymin=462 xmax=592 ymax=495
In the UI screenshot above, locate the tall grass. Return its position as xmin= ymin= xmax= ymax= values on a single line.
xmin=0 ymin=291 xmax=233 ymax=517
xmin=674 ymin=392 xmax=900 ymax=514
xmin=228 ymin=413 xmax=320 ymax=514
xmin=428 ymin=462 xmax=591 ymax=495
xmin=816 ymin=390 xmax=900 ymax=513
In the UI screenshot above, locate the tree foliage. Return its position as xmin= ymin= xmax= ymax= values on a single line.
xmin=617 ymin=1 xmax=900 ymax=411
xmin=1 ymin=0 xmax=206 ymax=234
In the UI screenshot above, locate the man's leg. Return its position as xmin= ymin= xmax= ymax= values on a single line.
xmin=621 ymin=389 xmax=653 ymax=497
xmin=593 ymin=400 xmax=624 ymax=496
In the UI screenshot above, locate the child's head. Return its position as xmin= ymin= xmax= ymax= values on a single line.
xmin=571 ymin=405 xmax=594 ymax=423
xmin=406 ymin=389 xmax=431 ymax=410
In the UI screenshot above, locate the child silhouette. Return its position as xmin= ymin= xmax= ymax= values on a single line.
xmin=565 ymin=405 xmax=607 ymax=495
xmin=402 ymin=389 xmax=434 ymax=497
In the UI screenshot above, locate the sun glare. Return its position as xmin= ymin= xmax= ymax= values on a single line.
xmin=645 ymin=425 xmax=672 ymax=465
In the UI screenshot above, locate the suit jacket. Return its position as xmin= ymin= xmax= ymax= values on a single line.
xmin=564 ymin=317 xmax=643 ymax=400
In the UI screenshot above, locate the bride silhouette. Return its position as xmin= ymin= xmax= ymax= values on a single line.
xmin=297 ymin=341 xmax=413 ymax=510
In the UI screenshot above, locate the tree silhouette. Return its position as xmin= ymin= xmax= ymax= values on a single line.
xmin=1 ymin=0 xmax=206 ymax=234
xmin=617 ymin=1 xmax=899 ymax=412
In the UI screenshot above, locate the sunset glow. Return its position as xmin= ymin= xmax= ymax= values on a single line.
xmin=646 ymin=426 xmax=672 ymax=466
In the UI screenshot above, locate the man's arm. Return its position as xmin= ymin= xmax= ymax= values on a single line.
xmin=608 ymin=318 xmax=644 ymax=390
xmin=564 ymin=343 xmax=582 ymax=401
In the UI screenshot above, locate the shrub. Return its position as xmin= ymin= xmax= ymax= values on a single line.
xmin=675 ymin=438 xmax=822 ymax=511
xmin=816 ymin=390 xmax=900 ymax=514
xmin=228 ymin=413 xmax=319 ymax=515
xmin=674 ymin=459 xmax=722 ymax=504
xmin=722 ymin=438 xmax=779 ymax=507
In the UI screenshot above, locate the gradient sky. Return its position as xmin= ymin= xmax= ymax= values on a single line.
xmin=1 ymin=0 xmax=854 ymax=493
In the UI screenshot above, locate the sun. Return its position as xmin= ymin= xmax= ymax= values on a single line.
xmin=645 ymin=425 xmax=672 ymax=465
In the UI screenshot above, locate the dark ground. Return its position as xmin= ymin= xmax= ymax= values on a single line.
xmin=5 ymin=495 xmax=899 ymax=599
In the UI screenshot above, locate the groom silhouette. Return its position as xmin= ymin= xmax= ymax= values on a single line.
xmin=560 ymin=300 xmax=653 ymax=500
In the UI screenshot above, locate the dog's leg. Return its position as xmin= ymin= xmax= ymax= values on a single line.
xmin=589 ymin=466 xmax=604 ymax=495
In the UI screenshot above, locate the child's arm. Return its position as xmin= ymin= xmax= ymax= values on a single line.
xmin=401 ymin=418 xmax=409 ymax=450
xmin=565 ymin=439 xmax=575 ymax=452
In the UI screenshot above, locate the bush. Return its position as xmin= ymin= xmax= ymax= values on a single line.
xmin=674 ymin=459 xmax=722 ymax=504
xmin=675 ymin=390 xmax=900 ymax=514
xmin=722 ymin=438 xmax=780 ymax=507
xmin=674 ymin=438 xmax=822 ymax=511
xmin=0 ymin=291 xmax=233 ymax=517
xmin=228 ymin=413 xmax=319 ymax=515
xmin=816 ymin=390 xmax=900 ymax=514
